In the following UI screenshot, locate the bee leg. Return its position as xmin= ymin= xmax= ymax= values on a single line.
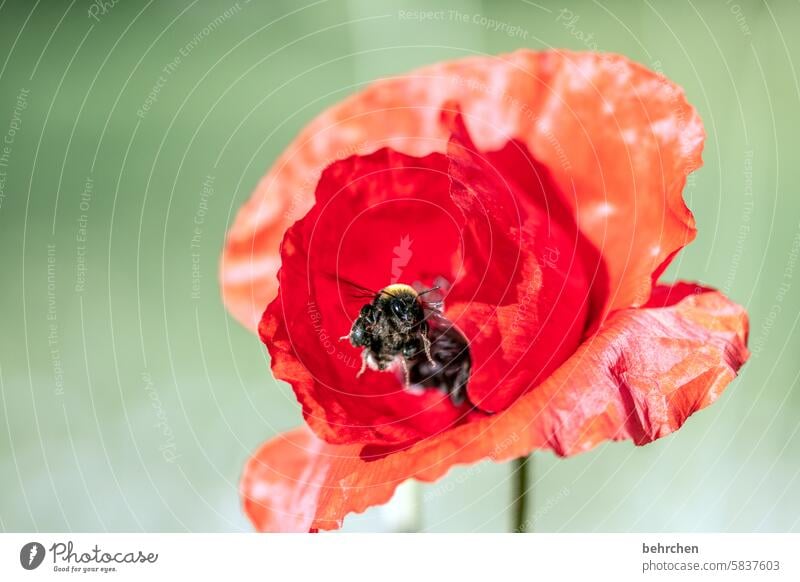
xmin=421 ymin=333 xmax=435 ymax=366
xmin=341 ymin=322 xmax=357 ymax=342
xmin=450 ymin=361 xmax=470 ymax=406
xmin=399 ymin=357 xmax=410 ymax=389
xmin=356 ymin=351 xmax=368 ymax=378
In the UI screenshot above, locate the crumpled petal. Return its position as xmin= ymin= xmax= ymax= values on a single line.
xmin=262 ymin=148 xmax=475 ymax=445
xmin=262 ymin=111 xmax=593 ymax=439
xmin=442 ymin=109 xmax=591 ymax=412
xmin=242 ymin=283 xmax=749 ymax=531
xmin=241 ymin=427 xmax=334 ymax=533
xmin=221 ymin=49 xmax=703 ymax=330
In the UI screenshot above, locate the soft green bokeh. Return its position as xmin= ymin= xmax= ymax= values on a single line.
xmin=0 ymin=0 xmax=797 ymax=532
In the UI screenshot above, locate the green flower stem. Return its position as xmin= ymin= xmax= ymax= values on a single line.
xmin=512 ymin=455 xmax=532 ymax=533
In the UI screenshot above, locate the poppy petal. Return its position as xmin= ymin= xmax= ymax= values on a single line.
xmin=262 ymin=148 xmax=476 ymax=445
xmin=242 ymin=283 xmax=748 ymax=531
xmin=240 ymin=426 xmax=343 ymax=533
xmin=441 ymin=109 xmax=591 ymax=412
xmin=222 ymin=50 xmax=703 ymax=330
xmin=262 ymin=116 xmax=593 ymax=440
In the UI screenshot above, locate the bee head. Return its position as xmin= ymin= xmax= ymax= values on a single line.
xmin=379 ymin=284 xmax=424 ymax=325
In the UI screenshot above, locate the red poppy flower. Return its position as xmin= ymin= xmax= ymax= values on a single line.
xmin=221 ymin=50 xmax=749 ymax=532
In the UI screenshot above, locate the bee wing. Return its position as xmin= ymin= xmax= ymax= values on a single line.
xmin=421 ymin=299 xmax=444 ymax=313
xmin=337 ymin=276 xmax=379 ymax=300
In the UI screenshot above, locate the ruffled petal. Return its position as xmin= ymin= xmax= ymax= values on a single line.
xmin=262 ymin=148 xmax=475 ymax=445
xmin=240 ymin=427 xmax=349 ymax=532
xmin=262 ymin=114 xmax=595 ymax=439
xmin=242 ymin=283 xmax=749 ymax=531
xmin=442 ymin=109 xmax=591 ymax=411
xmin=222 ymin=50 xmax=703 ymax=330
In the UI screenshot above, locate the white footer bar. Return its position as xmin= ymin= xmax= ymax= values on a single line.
xmin=1 ymin=533 xmax=797 ymax=581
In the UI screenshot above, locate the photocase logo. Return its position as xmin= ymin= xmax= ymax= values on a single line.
xmin=19 ymin=542 xmax=45 ymax=570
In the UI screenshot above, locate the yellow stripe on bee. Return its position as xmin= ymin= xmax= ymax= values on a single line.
xmin=381 ymin=283 xmax=418 ymax=297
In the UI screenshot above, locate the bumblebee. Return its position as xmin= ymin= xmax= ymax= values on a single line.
xmin=342 ymin=283 xmax=471 ymax=406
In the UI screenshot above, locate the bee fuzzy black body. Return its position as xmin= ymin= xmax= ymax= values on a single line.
xmin=343 ymin=283 xmax=471 ymax=406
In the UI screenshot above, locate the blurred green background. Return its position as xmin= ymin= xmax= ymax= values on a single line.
xmin=1 ymin=0 xmax=798 ymax=532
